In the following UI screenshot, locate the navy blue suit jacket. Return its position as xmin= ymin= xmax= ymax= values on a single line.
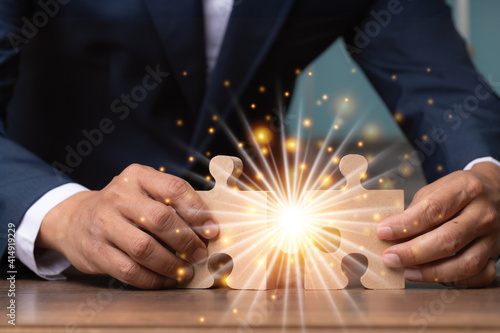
xmin=1 ymin=0 xmax=500 ymax=257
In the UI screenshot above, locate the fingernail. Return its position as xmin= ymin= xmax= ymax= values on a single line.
xmin=404 ymin=267 xmax=423 ymax=281
xmin=181 ymin=265 xmax=194 ymax=279
xmin=202 ymin=220 xmax=218 ymax=239
xmin=383 ymin=253 xmax=402 ymax=267
xmin=377 ymin=226 xmax=393 ymax=239
xmin=192 ymin=247 xmax=208 ymax=262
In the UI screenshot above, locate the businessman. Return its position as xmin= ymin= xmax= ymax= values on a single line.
xmin=1 ymin=0 xmax=499 ymax=289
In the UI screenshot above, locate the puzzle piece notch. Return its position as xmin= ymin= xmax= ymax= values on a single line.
xmin=304 ymin=154 xmax=405 ymax=290
xmin=181 ymin=156 xmax=274 ymax=290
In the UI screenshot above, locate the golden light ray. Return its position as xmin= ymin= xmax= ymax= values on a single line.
xmin=172 ymin=82 xmax=405 ymax=329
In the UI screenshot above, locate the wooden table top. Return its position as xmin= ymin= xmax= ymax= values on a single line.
xmin=1 ymin=274 xmax=499 ymax=333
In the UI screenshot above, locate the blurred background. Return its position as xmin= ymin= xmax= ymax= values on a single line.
xmin=285 ymin=0 xmax=500 ymax=205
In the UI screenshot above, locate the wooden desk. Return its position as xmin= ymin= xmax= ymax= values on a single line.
xmin=1 ymin=275 xmax=499 ymax=332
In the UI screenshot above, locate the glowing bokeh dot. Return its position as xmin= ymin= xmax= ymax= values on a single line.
xmin=253 ymin=126 xmax=273 ymax=145
xmin=394 ymin=112 xmax=403 ymax=123
xmin=286 ymin=138 xmax=298 ymax=153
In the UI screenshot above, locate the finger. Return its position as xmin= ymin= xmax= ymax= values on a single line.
xmin=382 ymin=205 xmax=487 ymax=267
xmin=403 ymin=236 xmax=495 ymax=283
xmin=98 ymin=243 xmax=177 ymax=289
xmin=123 ymin=165 xmax=218 ymax=238
xmin=406 ymin=171 xmax=461 ymax=208
xmin=377 ymin=173 xmax=483 ymax=240
xmin=452 ymin=259 xmax=497 ymax=288
xmin=106 ymin=217 xmax=195 ymax=282
xmin=117 ymin=196 xmax=208 ymax=263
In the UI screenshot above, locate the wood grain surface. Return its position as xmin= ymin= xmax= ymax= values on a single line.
xmin=1 ymin=274 xmax=499 ymax=332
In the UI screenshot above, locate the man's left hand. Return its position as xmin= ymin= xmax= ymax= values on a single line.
xmin=376 ymin=162 xmax=500 ymax=287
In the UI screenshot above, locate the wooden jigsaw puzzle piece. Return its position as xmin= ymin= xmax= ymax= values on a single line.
xmin=181 ymin=156 xmax=273 ymax=290
xmin=303 ymin=155 xmax=405 ymax=290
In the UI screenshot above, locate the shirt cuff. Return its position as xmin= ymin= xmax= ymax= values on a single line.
xmin=15 ymin=183 xmax=89 ymax=280
xmin=463 ymin=157 xmax=500 ymax=170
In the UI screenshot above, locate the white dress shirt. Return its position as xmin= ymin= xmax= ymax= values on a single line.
xmin=14 ymin=0 xmax=500 ymax=278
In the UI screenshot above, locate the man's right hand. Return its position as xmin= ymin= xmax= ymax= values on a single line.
xmin=35 ymin=164 xmax=218 ymax=289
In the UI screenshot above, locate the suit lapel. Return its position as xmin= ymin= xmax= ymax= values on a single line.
xmin=192 ymin=0 xmax=296 ymax=149
xmin=142 ymin=0 xmax=206 ymax=114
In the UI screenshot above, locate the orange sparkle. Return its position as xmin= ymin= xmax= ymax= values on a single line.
xmin=437 ymin=165 xmax=443 ymax=172
xmin=284 ymin=91 xmax=290 ymax=97
xmin=182 ymin=71 xmax=188 ymax=77
xmin=391 ymin=74 xmax=397 ymax=81
xmin=394 ymin=112 xmax=403 ymax=123
xmin=188 ymin=156 xmax=195 ymax=162
xmin=357 ymin=141 xmax=364 ymax=148
xmin=212 ymin=115 xmax=219 ymax=121
xmin=322 ymin=175 xmax=332 ymax=187
xmin=159 ymin=166 xmax=165 ymax=172
xmin=251 ymin=103 xmax=256 ymax=109
xmin=286 ymin=138 xmax=298 ymax=153
xmin=427 ymin=98 xmax=434 ymax=106
xmin=253 ymin=126 xmax=273 ymax=145
xmin=327 ymin=146 xmax=333 ymax=153
xmin=265 ymin=114 xmax=271 ymax=121
xmin=205 ymin=175 xmax=211 ymax=181
xmin=258 ymin=86 xmax=266 ymax=93
xmin=223 ymin=80 xmax=231 ymax=87
xmin=238 ymin=142 xmax=244 ymax=148
xmin=261 ymin=147 xmax=269 ymax=155
xmin=208 ymin=127 xmax=215 ymax=134
xmin=205 ymin=151 xmax=211 ymax=157
xmin=322 ymin=94 xmax=328 ymax=101
xmin=303 ymin=118 xmax=312 ymax=128
xmin=176 ymin=119 xmax=184 ymax=127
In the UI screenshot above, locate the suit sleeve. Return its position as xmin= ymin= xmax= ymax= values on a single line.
xmin=0 ymin=1 xmax=72 ymax=258
xmin=343 ymin=0 xmax=500 ymax=182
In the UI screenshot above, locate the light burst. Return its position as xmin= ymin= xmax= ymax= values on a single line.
xmin=177 ymin=87 xmax=404 ymax=329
